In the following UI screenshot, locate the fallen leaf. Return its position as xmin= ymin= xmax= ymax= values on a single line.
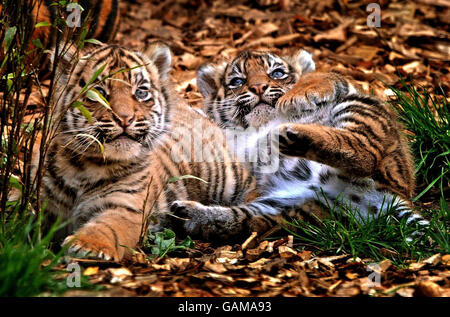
xmin=379 ymin=259 xmax=392 ymax=272
xmin=416 ymin=281 xmax=442 ymax=297
xmin=396 ymin=287 xmax=415 ymax=297
xmin=278 ymin=246 xmax=297 ymax=258
xmin=422 ymin=254 xmax=441 ymax=266
xmin=83 ymin=267 xmax=99 ymax=276
xmin=441 ymin=254 xmax=450 ymax=266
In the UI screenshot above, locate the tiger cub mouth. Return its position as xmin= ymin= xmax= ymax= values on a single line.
xmin=105 ymin=132 xmax=139 ymax=143
xmin=244 ymin=102 xmax=277 ymax=128
xmin=253 ymin=102 xmax=274 ymax=110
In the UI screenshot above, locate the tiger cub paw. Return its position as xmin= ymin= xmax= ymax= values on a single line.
xmin=170 ymin=200 xmax=210 ymax=237
xmin=276 ymin=123 xmax=311 ymax=157
xmin=276 ymin=72 xmax=341 ymax=115
xmin=170 ymin=200 xmax=231 ymax=240
xmin=62 ymin=228 xmax=118 ymax=261
xmin=275 ymin=90 xmax=311 ymax=115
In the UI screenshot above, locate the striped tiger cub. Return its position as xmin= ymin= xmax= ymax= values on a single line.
xmin=169 ymin=49 xmax=430 ymax=241
xmin=42 ymin=43 xmax=256 ymax=261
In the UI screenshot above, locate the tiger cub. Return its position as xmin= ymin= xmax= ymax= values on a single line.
xmin=42 ymin=42 xmax=256 ymax=261
xmin=168 ymin=49 xmax=429 ymax=241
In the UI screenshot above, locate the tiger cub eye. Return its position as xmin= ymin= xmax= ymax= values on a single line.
xmin=270 ymin=69 xmax=286 ymax=79
xmin=135 ymin=88 xmax=152 ymax=101
xmin=228 ymin=77 xmax=246 ymax=89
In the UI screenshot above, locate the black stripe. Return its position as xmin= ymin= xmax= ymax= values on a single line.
xmin=46 ymin=159 xmax=78 ymax=200
xmin=95 ymin=220 xmax=119 ymax=252
xmin=42 ymin=183 xmax=73 ymax=209
xmin=98 ymin=174 xmax=149 ymax=198
xmin=97 ymin=0 xmax=118 ymax=42
xmin=292 ymin=159 xmax=312 ymax=181
xmin=338 ymin=132 xmax=378 ymax=171
xmin=87 ymin=0 xmax=104 ymax=39
xmin=88 ymin=202 xmax=142 ymax=215
xmin=343 ymin=118 xmax=384 ymax=153
xmin=83 ymin=161 xmax=148 ymax=192
xmin=218 ymin=154 xmax=227 ymax=202
xmin=334 ymin=106 xmax=390 ymax=135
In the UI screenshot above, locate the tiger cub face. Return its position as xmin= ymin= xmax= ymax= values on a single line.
xmin=54 ymin=43 xmax=173 ymax=162
xmin=197 ymin=50 xmax=315 ymax=129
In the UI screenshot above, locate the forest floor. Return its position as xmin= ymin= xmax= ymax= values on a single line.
xmin=35 ymin=0 xmax=450 ymax=297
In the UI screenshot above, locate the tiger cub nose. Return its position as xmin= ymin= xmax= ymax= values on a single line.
xmin=249 ymin=83 xmax=268 ymax=95
xmin=114 ymin=113 xmax=135 ymax=128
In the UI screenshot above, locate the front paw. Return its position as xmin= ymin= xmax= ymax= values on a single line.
xmin=62 ymin=227 xmax=118 ymax=261
xmin=276 ymin=91 xmax=310 ymax=115
xmin=276 ymin=123 xmax=311 ymax=157
xmin=170 ymin=200 xmax=209 ymax=237
xmin=276 ymin=72 xmax=340 ymax=115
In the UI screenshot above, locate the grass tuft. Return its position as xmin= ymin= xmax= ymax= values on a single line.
xmin=390 ymin=80 xmax=449 ymax=201
xmin=285 ymin=198 xmax=448 ymax=265
xmin=0 ymin=205 xmax=65 ymax=296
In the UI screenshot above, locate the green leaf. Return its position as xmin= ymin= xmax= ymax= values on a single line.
xmin=54 ymin=17 xmax=68 ymax=27
xmin=8 ymin=175 xmax=22 ymax=191
xmin=147 ymin=229 xmax=193 ymax=258
xmin=179 ymin=236 xmax=194 ymax=249
xmin=4 ymin=26 xmax=17 ymax=49
xmin=84 ymin=38 xmax=103 ymax=45
xmin=71 ymin=101 xmax=93 ymax=123
xmin=168 ymin=174 xmax=208 ymax=184
xmin=80 ymin=63 xmax=106 ymax=94
xmin=32 ymin=38 xmax=43 ymax=49
xmin=35 ymin=21 xmax=52 ymax=28
xmin=86 ymin=89 xmax=111 ymax=110
xmin=7 ymin=78 xmax=12 ymax=91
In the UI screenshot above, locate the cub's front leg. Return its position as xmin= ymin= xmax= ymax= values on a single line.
xmin=276 ymin=71 xmax=353 ymax=115
xmin=276 ymin=123 xmax=381 ymax=178
xmin=63 ymin=209 xmax=143 ymax=261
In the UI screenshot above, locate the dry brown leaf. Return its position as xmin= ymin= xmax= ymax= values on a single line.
xmin=278 ymin=246 xmax=297 ymax=258
xmin=83 ymin=267 xmax=99 ymax=276
xmin=396 ymin=287 xmax=416 ymax=297
xmin=379 ymin=259 xmax=392 ymax=272
xmin=441 ymin=254 xmax=450 ymax=266
xmin=422 ymin=254 xmax=442 ymax=266
xmin=416 ymin=281 xmax=442 ymax=297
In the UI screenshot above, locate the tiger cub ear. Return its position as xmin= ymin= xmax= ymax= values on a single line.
xmin=287 ymin=49 xmax=315 ymax=75
xmin=50 ymin=43 xmax=83 ymax=85
xmin=145 ymin=42 xmax=172 ymax=78
xmin=197 ymin=62 xmax=226 ymax=99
